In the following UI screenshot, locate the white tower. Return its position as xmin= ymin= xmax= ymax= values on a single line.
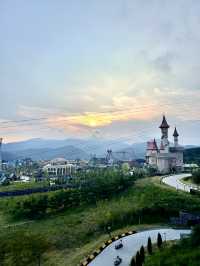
xmin=0 ymin=138 xmax=2 ymax=171
xmin=173 ymin=127 xmax=179 ymax=147
xmin=159 ymin=115 xmax=170 ymax=147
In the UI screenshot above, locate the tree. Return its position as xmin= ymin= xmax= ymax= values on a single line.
xmin=147 ymin=237 xmax=153 ymax=255
xmin=192 ymin=169 xmax=200 ymax=184
xmin=0 ymin=229 xmax=49 ymax=266
xmin=157 ymin=233 xmax=163 ymax=249
xmin=136 ymin=251 xmax=142 ymax=266
xmin=191 ymin=225 xmax=200 ymax=247
xmin=122 ymin=163 xmax=130 ymax=174
xmin=140 ymin=245 xmax=145 ymax=263
xmin=130 ymin=256 xmax=136 ymax=266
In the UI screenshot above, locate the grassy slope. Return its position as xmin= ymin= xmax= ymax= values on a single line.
xmin=144 ymin=241 xmax=200 ymax=266
xmin=0 ymin=177 xmax=200 ymax=266
xmin=184 ymin=147 xmax=200 ymax=165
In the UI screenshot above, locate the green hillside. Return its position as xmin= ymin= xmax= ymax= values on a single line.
xmin=145 ymin=226 xmax=200 ymax=266
xmin=0 ymin=173 xmax=200 ymax=265
xmin=184 ymin=147 xmax=200 ymax=165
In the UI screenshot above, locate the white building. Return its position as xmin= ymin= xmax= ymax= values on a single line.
xmin=146 ymin=116 xmax=184 ymax=174
xmin=43 ymin=158 xmax=76 ymax=177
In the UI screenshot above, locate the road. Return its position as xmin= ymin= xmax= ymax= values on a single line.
xmin=88 ymin=228 xmax=191 ymax=266
xmin=162 ymin=173 xmax=199 ymax=192
xmin=87 ymin=173 xmax=198 ymax=266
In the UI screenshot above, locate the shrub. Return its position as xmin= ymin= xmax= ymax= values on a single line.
xmin=6 ymin=169 xmax=140 ymax=220
xmin=130 ymin=256 xmax=136 ymax=266
xmin=191 ymin=225 xmax=200 ymax=247
xmin=136 ymin=251 xmax=142 ymax=266
xmin=147 ymin=237 xmax=153 ymax=255
xmin=192 ymin=169 xmax=200 ymax=184
xmin=0 ymin=230 xmax=49 ymax=266
xmin=140 ymin=245 xmax=145 ymax=263
xmin=157 ymin=233 xmax=163 ymax=249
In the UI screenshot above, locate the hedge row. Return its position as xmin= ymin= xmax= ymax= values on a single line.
xmin=6 ymin=170 xmax=141 ymax=219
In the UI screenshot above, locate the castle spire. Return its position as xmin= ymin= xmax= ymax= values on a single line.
xmin=173 ymin=127 xmax=179 ymax=147
xmin=159 ymin=115 xmax=170 ymax=129
xmin=159 ymin=115 xmax=169 ymax=146
xmin=173 ymin=127 xmax=179 ymax=137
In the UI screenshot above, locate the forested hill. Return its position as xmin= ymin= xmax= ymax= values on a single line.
xmin=184 ymin=147 xmax=200 ymax=164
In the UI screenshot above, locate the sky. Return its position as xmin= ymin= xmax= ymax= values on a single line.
xmin=0 ymin=0 xmax=200 ymax=144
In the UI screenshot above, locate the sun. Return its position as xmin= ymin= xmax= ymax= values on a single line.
xmin=89 ymin=119 xmax=97 ymax=127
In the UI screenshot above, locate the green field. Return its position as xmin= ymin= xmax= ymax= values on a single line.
xmin=0 ymin=175 xmax=200 ymax=266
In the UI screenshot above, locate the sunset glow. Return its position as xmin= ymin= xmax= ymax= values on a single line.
xmin=1 ymin=1 xmax=200 ymax=144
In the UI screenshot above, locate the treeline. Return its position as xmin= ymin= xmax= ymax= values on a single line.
xmin=184 ymin=147 xmax=200 ymax=165
xmin=6 ymin=170 xmax=142 ymax=220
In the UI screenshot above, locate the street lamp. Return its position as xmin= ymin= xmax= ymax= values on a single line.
xmin=164 ymin=232 xmax=167 ymax=242
xmin=106 ymin=226 xmax=112 ymax=238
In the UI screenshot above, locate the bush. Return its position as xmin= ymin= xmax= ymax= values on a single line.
xmin=191 ymin=225 xmax=200 ymax=247
xmin=6 ymin=169 xmax=139 ymax=220
xmin=140 ymin=245 xmax=145 ymax=263
xmin=147 ymin=237 xmax=152 ymax=255
xmin=192 ymin=169 xmax=200 ymax=184
xmin=157 ymin=233 xmax=163 ymax=249
xmin=130 ymin=256 xmax=136 ymax=266
xmin=0 ymin=230 xmax=49 ymax=266
xmin=136 ymin=251 xmax=142 ymax=266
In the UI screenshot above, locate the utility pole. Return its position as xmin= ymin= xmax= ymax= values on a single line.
xmin=0 ymin=138 xmax=2 ymax=172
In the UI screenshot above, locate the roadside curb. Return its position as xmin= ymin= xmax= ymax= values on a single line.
xmin=79 ymin=230 xmax=137 ymax=266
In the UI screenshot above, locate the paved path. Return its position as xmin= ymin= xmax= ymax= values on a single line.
xmin=162 ymin=173 xmax=200 ymax=192
xmin=88 ymin=228 xmax=191 ymax=266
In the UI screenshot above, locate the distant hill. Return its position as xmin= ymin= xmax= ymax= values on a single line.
xmin=2 ymin=138 xmax=198 ymax=161
xmin=3 ymin=138 xmax=129 ymax=156
xmin=2 ymin=138 xmax=131 ymax=161
xmin=6 ymin=145 xmax=89 ymax=161
xmin=114 ymin=142 xmax=146 ymax=160
xmin=184 ymin=147 xmax=200 ymax=165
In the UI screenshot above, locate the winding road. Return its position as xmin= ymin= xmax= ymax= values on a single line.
xmin=88 ymin=228 xmax=191 ymax=266
xmin=88 ymin=173 xmax=199 ymax=266
xmin=162 ymin=173 xmax=199 ymax=192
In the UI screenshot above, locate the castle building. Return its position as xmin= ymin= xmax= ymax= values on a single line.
xmin=146 ymin=116 xmax=184 ymax=174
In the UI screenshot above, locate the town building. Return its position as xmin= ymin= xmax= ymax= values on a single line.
xmin=146 ymin=116 xmax=184 ymax=174
xmin=43 ymin=158 xmax=76 ymax=177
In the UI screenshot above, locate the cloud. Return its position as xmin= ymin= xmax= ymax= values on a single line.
xmin=1 ymin=0 xmax=200 ymax=144
xmin=152 ymin=53 xmax=174 ymax=73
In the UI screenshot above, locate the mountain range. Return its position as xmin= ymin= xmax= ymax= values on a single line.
xmin=1 ymin=138 xmax=198 ymax=161
xmin=2 ymin=138 xmax=145 ymax=161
